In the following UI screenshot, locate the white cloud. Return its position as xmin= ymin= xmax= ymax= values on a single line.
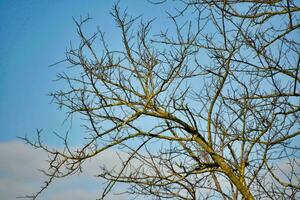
xmin=0 ymin=140 xmax=47 ymax=179
xmin=0 ymin=140 xmax=129 ymax=200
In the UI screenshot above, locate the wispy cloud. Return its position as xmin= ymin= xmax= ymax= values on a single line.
xmin=0 ymin=140 xmax=129 ymax=200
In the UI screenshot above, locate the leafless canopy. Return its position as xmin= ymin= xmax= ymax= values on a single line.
xmin=23 ymin=1 xmax=300 ymax=199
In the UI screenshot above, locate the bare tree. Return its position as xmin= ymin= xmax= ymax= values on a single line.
xmin=22 ymin=1 xmax=300 ymax=199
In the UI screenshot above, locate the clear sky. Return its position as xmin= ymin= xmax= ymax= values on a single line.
xmin=1 ymin=1 xmax=299 ymax=199
xmin=0 ymin=0 xmax=171 ymax=142
xmin=0 ymin=1 xmax=173 ymax=199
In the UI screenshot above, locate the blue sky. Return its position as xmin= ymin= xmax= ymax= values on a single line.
xmin=2 ymin=1 xmax=298 ymax=199
xmin=0 ymin=1 xmax=174 ymax=199
xmin=0 ymin=0 xmax=169 ymax=142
